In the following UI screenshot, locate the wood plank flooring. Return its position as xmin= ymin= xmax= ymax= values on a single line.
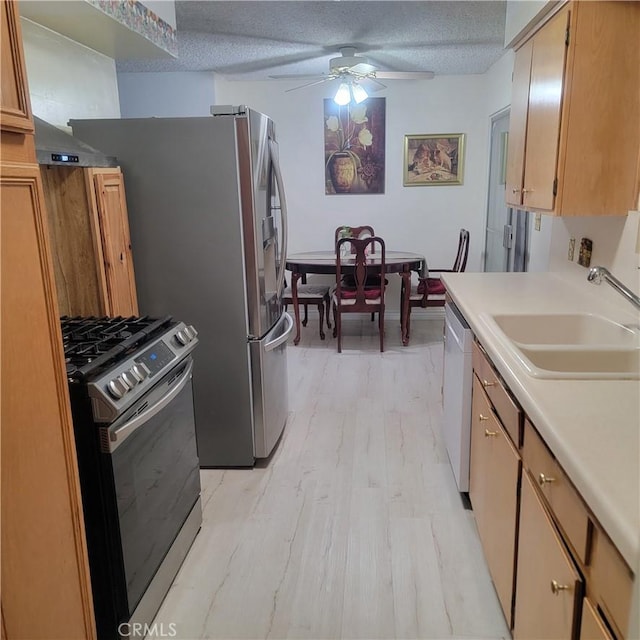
xmin=150 ymin=318 xmax=510 ymax=639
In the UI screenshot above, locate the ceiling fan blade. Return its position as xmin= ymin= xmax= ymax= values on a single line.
xmin=361 ymin=77 xmax=387 ymax=92
xmin=374 ymin=71 xmax=435 ymax=80
xmin=284 ymin=77 xmax=333 ymax=92
xmin=269 ymin=73 xmax=329 ymax=80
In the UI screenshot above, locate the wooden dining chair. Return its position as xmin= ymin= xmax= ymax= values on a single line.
xmin=332 ymin=236 xmax=386 ymax=353
xmin=400 ymin=229 xmax=469 ymax=344
xmin=334 ymin=225 xmax=381 ymax=321
xmin=283 ymin=277 xmax=332 ymax=344
xmin=334 ymin=225 xmax=375 ymax=251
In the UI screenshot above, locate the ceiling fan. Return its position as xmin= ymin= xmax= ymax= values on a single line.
xmin=269 ymin=46 xmax=434 ymax=100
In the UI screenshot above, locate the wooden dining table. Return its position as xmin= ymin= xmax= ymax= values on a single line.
xmin=285 ymin=250 xmax=426 ymax=346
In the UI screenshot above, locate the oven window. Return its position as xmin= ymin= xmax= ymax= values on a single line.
xmin=110 ymin=366 xmax=200 ymax=612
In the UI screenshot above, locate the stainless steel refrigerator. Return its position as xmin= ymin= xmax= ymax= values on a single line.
xmin=71 ymin=106 xmax=292 ymax=466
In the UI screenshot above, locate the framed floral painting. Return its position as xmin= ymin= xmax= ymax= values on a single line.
xmin=324 ymin=98 xmax=385 ymax=195
xmin=403 ymin=133 xmax=465 ymax=186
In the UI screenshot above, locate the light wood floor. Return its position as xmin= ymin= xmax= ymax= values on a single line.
xmin=151 ymin=317 xmax=510 ymax=640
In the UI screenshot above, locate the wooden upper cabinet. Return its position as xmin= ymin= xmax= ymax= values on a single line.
xmin=507 ymin=1 xmax=640 ymax=216
xmin=505 ymin=39 xmax=532 ymax=208
xmin=91 ymin=169 xmax=139 ymax=317
xmin=0 ymin=0 xmax=33 ymax=133
xmin=41 ymin=165 xmax=139 ymax=318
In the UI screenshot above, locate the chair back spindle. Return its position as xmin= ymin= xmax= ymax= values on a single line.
xmin=333 ymin=236 xmax=386 ymax=352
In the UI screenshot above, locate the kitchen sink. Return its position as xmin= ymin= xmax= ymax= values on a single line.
xmin=480 ymin=313 xmax=640 ymax=379
xmin=490 ymin=313 xmax=639 ymax=348
xmin=517 ymin=346 xmax=640 ymax=379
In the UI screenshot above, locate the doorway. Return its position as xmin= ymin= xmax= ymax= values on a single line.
xmin=484 ymin=110 xmax=529 ymax=272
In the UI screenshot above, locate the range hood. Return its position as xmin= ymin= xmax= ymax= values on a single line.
xmin=34 ymin=116 xmax=117 ymax=168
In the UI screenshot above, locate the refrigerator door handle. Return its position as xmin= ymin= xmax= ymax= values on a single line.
xmin=502 ymin=223 xmax=513 ymax=249
xmin=269 ymin=139 xmax=288 ymax=297
xmin=265 ymin=312 xmax=294 ymax=352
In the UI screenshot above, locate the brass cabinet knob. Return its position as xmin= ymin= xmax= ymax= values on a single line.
xmin=479 ymin=414 xmax=489 ymax=422
xmin=538 ymin=472 xmax=556 ymax=486
xmin=550 ymin=580 xmax=570 ymax=595
xmin=512 ymin=188 xmax=520 ymax=194
xmin=484 ymin=429 xmax=498 ymax=438
xmin=482 ymin=379 xmax=495 ymax=388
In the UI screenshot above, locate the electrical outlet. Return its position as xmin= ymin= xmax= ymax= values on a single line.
xmin=568 ymin=238 xmax=576 ymax=261
xmin=534 ymin=213 xmax=542 ymax=231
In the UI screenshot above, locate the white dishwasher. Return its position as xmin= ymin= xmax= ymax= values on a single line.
xmin=442 ymin=301 xmax=473 ymax=492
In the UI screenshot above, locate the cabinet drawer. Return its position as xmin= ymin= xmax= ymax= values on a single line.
xmin=472 ymin=341 xmax=521 ymax=446
xmin=590 ymin=527 xmax=633 ymax=638
xmin=580 ymin=598 xmax=613 ymax=640
xmin=522 ymin=419 xmax=589 ymax=564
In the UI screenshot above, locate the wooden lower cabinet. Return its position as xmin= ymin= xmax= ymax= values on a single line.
xmin=469 ymin=375 xmax=520 ymax=627
xmin=41 ymin=165 xmax=138 ymax=317
xmin=514 ymin=472 xmax=583 ymax=639
xmin=1 ymin=160 xmax=96 ymax=639
xmin=580 ymin=598 xmax=613 ymax=640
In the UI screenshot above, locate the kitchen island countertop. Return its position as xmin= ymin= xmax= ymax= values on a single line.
xmin=441 ymin=271 xmax=639 ymax=575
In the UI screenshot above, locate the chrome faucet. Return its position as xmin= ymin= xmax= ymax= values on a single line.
xmin=587 ymin=266 xmax=640 ymax=310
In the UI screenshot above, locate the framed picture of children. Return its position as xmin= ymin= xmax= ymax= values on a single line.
xmin=403 ymin=133 xmax=465 ymax=186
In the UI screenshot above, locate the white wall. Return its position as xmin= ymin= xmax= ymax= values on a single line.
xmin=504 ymin=0 xmax=557 ymax=46
xmin=484 ymin=49 xmax=515 ymax=116
xmin=21 ymin=19 xmax=120 ymax=130
xmin=214 ymin=74 xmax=498 ymax=277
xmin=547 ymin=213 xmax=640 ymax=304
xmin=118 ymin=72 xmax=216 ymax=117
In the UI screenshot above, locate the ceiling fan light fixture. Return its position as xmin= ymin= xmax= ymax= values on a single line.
xmin=351 ymin=82 xmax=368 ymax=104
xmin=333 ymin=82 xmax=351 ymax=106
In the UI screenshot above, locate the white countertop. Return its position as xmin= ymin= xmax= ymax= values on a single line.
xmin=441 ymin=272 xmax=639 ymax=572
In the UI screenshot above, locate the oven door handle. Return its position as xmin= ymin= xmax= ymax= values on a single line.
xmin=106 ymin=359 xmax=194 ymax=453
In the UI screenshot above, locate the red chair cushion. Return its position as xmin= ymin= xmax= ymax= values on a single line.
xmin=340 ymin=287 xmax=381 ymax=299
xmin=417 ymin=277 xmax=446 ymax=295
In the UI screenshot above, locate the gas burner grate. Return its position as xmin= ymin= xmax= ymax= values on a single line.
xmin=61 ymin=315 xmax=175 ymax=379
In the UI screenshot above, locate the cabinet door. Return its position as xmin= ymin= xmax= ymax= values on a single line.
xmin=1 ymin=162 xmax=95 ymax=639
xmin=580 ymin=598 xmax=612 ymax=640
xmin=505 ymin=39 xmax=532 ymax=208
xmin=91 ymin=168 xmax=139 ymax=316
xmin=41 ymin=165 xmax=107 ymax=317
xmin=0 ymin=1 xmax=33 ymax=133
xmin=469 ymin=376 xmax=520 ymax=627
xmin=557 ymin=1 xmax=640 ymax=216
xmin=521 ymin=6 xmax=569 ymax=211
xmin=514 ymin=472 xmax=582 ymax=639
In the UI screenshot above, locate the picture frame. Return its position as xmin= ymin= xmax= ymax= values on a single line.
xmin=324 ymin=98 xmax=386 ymax=195
xmin=403 ymin=133 xmax=465 ymax=186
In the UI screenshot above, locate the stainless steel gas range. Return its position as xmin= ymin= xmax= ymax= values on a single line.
xmin=62 ymin=315 xmax=202 ymax=640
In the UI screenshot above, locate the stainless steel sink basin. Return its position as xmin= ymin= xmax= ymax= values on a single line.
xmin=480 ymin=312 xmax=640 ymax=379
xmin=490 ymin=313 xmax=639 ymax=348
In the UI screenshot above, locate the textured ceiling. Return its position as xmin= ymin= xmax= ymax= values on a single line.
xmin=116 ymin=1 xmax=507 ymax=79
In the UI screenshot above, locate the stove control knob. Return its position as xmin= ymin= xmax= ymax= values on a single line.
xmin=130 ymin=364 xmax=148 ymax=382
xmin=184 ymin=325 xmax=198 ymax=340
xmin=121 ymin=371 xmax=137 ymax=388
xmin=117 ymin=375 xmax=132 ymax=393
xmin=107 ymin=378 xmax=127 ymax=399
xmin=175 ymin=330 xmax=189 ymax=346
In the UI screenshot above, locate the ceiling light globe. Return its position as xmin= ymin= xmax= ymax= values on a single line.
xmin=333 ymin=83 xmax=351 ymax=106
xmin=351 ymin=83 xmax=368 ymax=104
